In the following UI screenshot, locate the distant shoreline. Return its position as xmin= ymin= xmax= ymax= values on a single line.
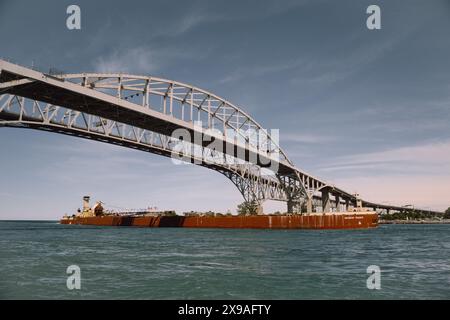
xmin=380 ymin=219 xmax=450 ymax=225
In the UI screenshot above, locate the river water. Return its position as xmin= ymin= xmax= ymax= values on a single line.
xmin=0 ymin=221 xmax=449 ymax=299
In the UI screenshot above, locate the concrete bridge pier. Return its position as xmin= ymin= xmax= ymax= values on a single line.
xmin=287 ymin=198 xmax=313 ymax=214
xmin=306 ymin=197 xmax=313 ymax=214
xmin=335 ymin=195 xmax=341 ymax=212
xmin=322 ymin=189 xmax=331 ymax=213
xmin=287 ymin=197 xmax=311 ymax=214
xmin=287 ymin=200 xmax=300 ymax=214
xmin=256 ymin=204 xmax=264 ymax=215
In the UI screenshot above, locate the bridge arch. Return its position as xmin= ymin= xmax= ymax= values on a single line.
xmin=1 ymin=59 xmax=432 ymax=215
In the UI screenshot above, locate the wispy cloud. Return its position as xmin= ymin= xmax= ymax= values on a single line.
xmin=167 ymin=0 xmax=312 ymax=37
xmin=335 ymin=175 xmax=450 ymax=212
xmin=218 ymin=59 xmax=307 ymax=84
xmin=94 ymin=47 xmax=160 ymax=74
xmin=317 ymin=140 xmax=450 ymax=175
xmin=93 ymin=42 xmax=214 ymax=75
xmin=282 ymin=133 xmax=338 ymax=144
xmin=217 ymin=26 xmax=406 ymax=87
xmin=313 ymin=141 xmax=450 ymax=211
xmin=290 ymin=35 xmax=403 ymax=87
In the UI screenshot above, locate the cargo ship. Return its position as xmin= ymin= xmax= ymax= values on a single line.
xmin=60 ymin=196 xmax=378 ymax=230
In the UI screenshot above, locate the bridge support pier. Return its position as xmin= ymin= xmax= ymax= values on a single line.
xmin=307 ymin=197 xmax=313 ymax=214
xmin=322 ymin=189 xmax=331 ymax=213
xmin=287 ymin=201 xmax=295 ymax=214
xmin=256 ymin=204 xmax=264 ymax=215
xmin=335 ymin=195 xmax=341 ymax=212
xmin=287 ymin=199 xmax=305 ymax=214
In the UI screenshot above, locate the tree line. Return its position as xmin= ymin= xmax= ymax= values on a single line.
xmin=381 ymin=207 xmax=450 ymax=220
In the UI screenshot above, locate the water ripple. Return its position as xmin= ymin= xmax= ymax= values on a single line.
xmin=0 ymin=222 xmax=449 ymax=299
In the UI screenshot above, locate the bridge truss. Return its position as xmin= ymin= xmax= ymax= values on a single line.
xmin=0 ymin=59 xmax=441 ymax=215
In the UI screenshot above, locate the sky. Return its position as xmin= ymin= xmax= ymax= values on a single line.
xmin=0 ymin=0 xmax=449 ymax=219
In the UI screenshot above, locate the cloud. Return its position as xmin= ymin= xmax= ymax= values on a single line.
xmin=315 ymin=140 xmax=450 ymax=210
xmin=290 ymin=35 xmax=401 ymax=88
xmin=318 ymin=140 xmax=450 ymax=175
xmin=92 ymin=42 xmax=213 ymax=76
xmin=217 ymin=25 xmax=406 ymax=87
xmin=94 ymin=47 xmax=159 ymax=74
xmin=173 ymin=0 xmax=312 ymax=36
xmin=282 ymin=133 xmax=338 ymax=144
xmin=160 ymin=10 xmax=217 ymax=37
xmin=335 ymin=175 xmax=450 ymax=212
xmin=218 ymin=58 xmax=307 ymax=84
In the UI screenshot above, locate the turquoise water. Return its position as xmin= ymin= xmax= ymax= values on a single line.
xmin=0 ymin=221 xmax=449 ymax=299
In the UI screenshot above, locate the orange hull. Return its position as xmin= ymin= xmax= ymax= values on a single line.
xmin=60 ymin=213 xmax=378 ymax=230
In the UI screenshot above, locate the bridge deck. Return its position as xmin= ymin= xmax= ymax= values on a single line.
xmin=0 ymin=59 xmax=442 ymax=214
xmin=0 ymin=63 xmax=293 ymax=174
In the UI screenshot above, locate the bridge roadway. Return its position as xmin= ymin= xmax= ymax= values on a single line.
xmin=0 ymin=59 xmax=442 ymax=215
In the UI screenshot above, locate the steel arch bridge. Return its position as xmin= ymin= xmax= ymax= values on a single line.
xmin=0 ymin=59 xmax=440 ymax=215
